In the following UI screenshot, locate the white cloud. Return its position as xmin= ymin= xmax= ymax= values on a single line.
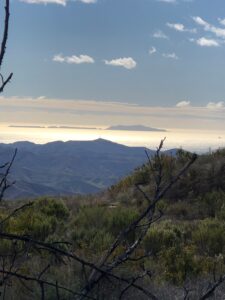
xmin=53 ymin=54 xmax=65 ymax=62
xmin=66 ymin=55 xmax=95 ymax=64
xmin=218 ymin=18 xmax=225 ymax=26
xmin=149 ymin=47 xmax=157 ymax=55
xmin=193 ymin=16 xmax=208 ymax=27
xmin=53 ymin=54 xmax=95 ymax=64
xmin=104 ymin=57 xmax=137 ymax=70
xmin=153 ymin=30 xmax=169 ymax=39
xmin=37 ymin=96 xmax=46 ymax=100
xmin=167 ymin=23 xmax=185 ymax=31
xmin=206 ymin=101 xmax=224 ymax=109
xmin=196 ymin=37 xmax=220 ymax=47
xmin=176 ymin=101 xmax=191 ymax=107
xmin=162 ymin=52 xmax=178 ymax=59
xmin=167 ymin=23 xmax=196 ymax=33
xmin=193 ymin=16 xmax=225 ymax=39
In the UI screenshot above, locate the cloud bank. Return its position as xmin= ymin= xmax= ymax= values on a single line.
xmin=0 ymin=96 xmax=224 ymax=131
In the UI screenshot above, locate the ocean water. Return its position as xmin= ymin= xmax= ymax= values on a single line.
xmin=0 ymin=123 xmax=224 ymax=153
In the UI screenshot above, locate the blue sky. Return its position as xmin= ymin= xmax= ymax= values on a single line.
xmin=0 ymin=0 xmax=225 ymax=131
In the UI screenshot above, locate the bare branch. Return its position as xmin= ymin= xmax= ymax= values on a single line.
xmin=0 ymin=0 xmax=13 ymax=92
xmin=199 ymin=275 xmax=225 ymax=300
xmin=0 ymin=269 xmax=96 ymax=300
xmin=0 ymin=72 xmax=13 ymax=93
xmin=0 ymin=149 xmax=17 ymax=201
xmin=0 ymin=202 xmax=33 ymax=227
xmin=0 ymin=139 xmax=198 ymax=299
xmin=0 ymin=0 xmax=10 ymax=68
xmin=78 ymin=143 xmax=197 ymax=299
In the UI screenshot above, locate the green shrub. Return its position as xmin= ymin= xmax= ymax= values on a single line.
xmin=192 ymin=218 xmax=225 ymax=256
xmin=162 ymin=245 xmax=200 ymax=284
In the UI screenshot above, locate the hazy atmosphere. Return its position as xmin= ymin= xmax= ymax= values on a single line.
xmin=1 ymin=0 xmax=224 ymax=151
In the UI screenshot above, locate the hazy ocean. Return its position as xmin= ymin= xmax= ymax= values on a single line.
xmin=0 ymin=123 xmax=224 ymax=153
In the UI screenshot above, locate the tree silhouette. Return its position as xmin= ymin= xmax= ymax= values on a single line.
xmin=0 ymin=0 xmax=12 ymax=93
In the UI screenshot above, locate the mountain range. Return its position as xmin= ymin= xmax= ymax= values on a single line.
xmin=0 ymin=139 xmax=151 ymax=199
xmin=0 ymin=139 xmax=176 ymax=200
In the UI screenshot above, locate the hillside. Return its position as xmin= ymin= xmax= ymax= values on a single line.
xmin=0 ymin=139 xmax=152 ymax=199
xmin=0 ymin=148 xmax=225 ymax=299
xmin=109 ymin=148 xmax=225 ymax=202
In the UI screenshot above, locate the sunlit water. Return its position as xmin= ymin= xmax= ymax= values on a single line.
xmin=0 ymin=123 xmax=224 ymax=153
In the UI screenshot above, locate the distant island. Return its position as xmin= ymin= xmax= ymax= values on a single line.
xmin=9 ymin=124 xmax=166 ymax=132
xmin=47 ymin=126 xmax=101 ymax=130
xmin=9 ymin=125 xmax=46 ymax=128
xmin=106 ymin=125 xmax=167 ymax=132
xmin=9 ymin=125 xmax=101 ymax=130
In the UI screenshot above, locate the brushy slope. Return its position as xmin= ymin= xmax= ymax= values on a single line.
xmin=0 ymin=148 xmax=225 ymax=299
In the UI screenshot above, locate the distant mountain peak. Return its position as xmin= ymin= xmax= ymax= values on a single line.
xmin=94 ymin=138 xmax=121 ymax=145
xmin=95 ymin=138 xmax=110 ymax=142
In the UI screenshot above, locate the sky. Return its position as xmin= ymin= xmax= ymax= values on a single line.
xmin=0 ymin=0 xmax=225 ymax=134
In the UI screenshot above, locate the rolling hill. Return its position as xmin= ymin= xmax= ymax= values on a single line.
xmin=0 ymin=139 xmax=154 ymax=199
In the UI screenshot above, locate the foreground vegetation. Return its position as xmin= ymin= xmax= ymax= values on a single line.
xmin=0 ymin=148 xmax=224 ymax=299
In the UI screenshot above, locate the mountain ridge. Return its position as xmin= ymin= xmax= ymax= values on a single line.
xmin=0 ymin=139 xmax=150 ymax=199
xmin=0 ymin=139 xmax=178 ymax=199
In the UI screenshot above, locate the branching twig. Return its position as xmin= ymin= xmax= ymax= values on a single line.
xmin=199 ymin=275 xmax=225 ymax=300
xmin=0 ymin=149 xmax=17 ymax=201
xmin=0 ymin=269 xmax=96 ymax=300
xmin=0 ymin=0 xmax=13 ymax=93
xmin=79 ymin=140 xmax=197 ymax=299
xmin=0 ymin=202 xmax=33 ymax=227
